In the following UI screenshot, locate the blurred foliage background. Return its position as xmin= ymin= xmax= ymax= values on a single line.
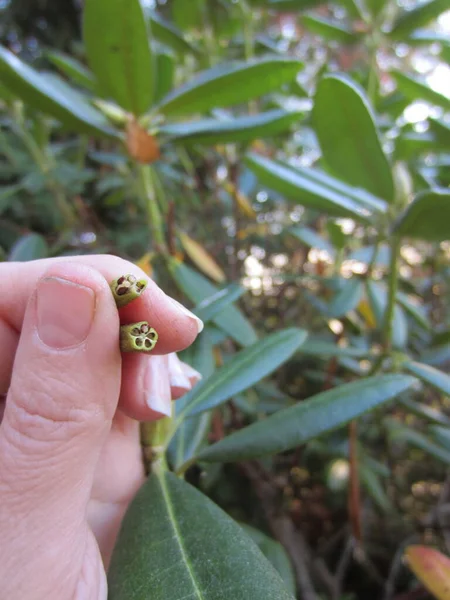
xmin=1 ymin=0 xmax=450 ymax=598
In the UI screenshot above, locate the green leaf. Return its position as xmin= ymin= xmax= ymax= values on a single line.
xmin=240 ymin=525 xmax=296 ymax=595
xmin=360 ymin=466 xmax=392 ymax=513
xmin=197 ymin=375 xmax=416 ymax=462
xmin=430 ymin=118 xmax=450 ymax=149
xmin=428 ymin=425 xmax=450 ymax=452
xmin=257 ymin=0 xmax=325 ymax=9
xmin=154 ymin=51 xmax=175 ymax=105
xmin=365 ymin=0 xmax=389 ymax=18
xmin=386 ymin=420 xmax=450 ymax=465
xmin=169 ymin=331 xmax=216 ymax=469
xmin=108 ymin=472 xmax=295 ymax=600
xmin=390 ymin=0 xmax=450 ymax=39
xmin=172 ymin=0 xmax=204 ymax=30
xmin=302 ymin=14 xmax=356 ymax=44
xmin=349 ymin=244 xmax=390 ymax=266
xmin=193 ymin=283 xmax=245 ymax=323
xmin=160 ymin=109 xmax=302 ymax=145
xmin=392 ymin=71 xmax=450 ymax=111
xmin=149 ymin=11 xmax=201 ymax=56
xmin=157 ymin=57 xmax=302 ymax=117
xmin=83 ymin=0 xmax=154 ymax=115
xmin=312 ymin=74 xmax=394 ymax=202
xmin=393 ymin=188 xmax=450 ymax=242
xmin=297 ymin=339 xmax=368 ymax=358
xmin=399 ymin=397 xmax=450 ymax=427
xmin=288 ymin=226 xmax=335 ymax=255
xmin=245 ymin=153 xmax=374 ymax=222
xmin=328 ymin=278 xmax=363 ymax=318
xmin=327 ymin=222 xmax=347 ymax=250
xmin=46 ymin=50 xmax=96 ymax=92
xmin=0 ymin=183 xmax=23 ymax=216
xmin=168 ymin=259 xmax=257 ymax=347
xmin=366 ymin=281 xmax=408 ymax=349
xmin=8 ymin=233 xmax=48 ymax=261
xmin=394 ymin=132 xmax=435 ymax=161
xmin=179 ymin=328 xmax=307 ymax=419
xmin=404 ymin=361 xmax=450 ymax=397
xmin=0 ymin=46 xmax=116 ymax=137
xmin=396 ymin=291 xmax=430 ymax=331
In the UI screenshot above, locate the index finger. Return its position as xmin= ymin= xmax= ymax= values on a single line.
xmin=0 ymin=255 xmax=203 ymax=355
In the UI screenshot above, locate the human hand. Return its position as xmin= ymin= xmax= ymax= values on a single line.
xmin=0 ymin=256 xmax=203 ymax=599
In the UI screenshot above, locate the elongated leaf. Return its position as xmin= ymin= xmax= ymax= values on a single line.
xmin=429 ymin=425 xmax=450 ymax=451
xmin=8 ymin=233 xmax=48 ymax=261
xmin=349 ymin=244 xmax=390 ymax=266
xmin=169 ymin=331 xmax=216 ymax=469
xmin=288 ymin=226 xmax=335 ymax=255
xmin=405 ymin=545 xmax=450 ymax=600
xmin=0 ymin=46 xmax=115 ymax=137
xmin=328 ymin=278 xmax=363 ymax=318
xmin=297 ymin=339 xmax=368 ymax=358
xmin=194 ymin=284 xmax=245 ymax=323
xmin=84 ymin=0 xmax=154 ymax=115
xmin=312 ymin=74 xmax=394 ymax=202
xmin=108 ymin=472 xmax=295 ymax=600
xmin=400 ymin=397 xmax=450 ymax=427
xmin=168 ymin=259 xmax=257 ymax=347
xmin=404 ymin=361 xmax=450 ymax=396
xmin=302 ymin=14 xmax=356 ymax=43
xmin=179 ymin=231 xmax=226 ymax=283
xmin=360 ymin=466 xmax=392 ymax=513
xmin=394 ymin=188 xmax=450 ymax=241
xmin=260 ymin=0 xmax=325 ymax=9
xmin=154 ymin=51 xmax=175 ymax=105
xmin=387 ymin=420 xmax=450 ymax=464
xmin=366 ymin=281 xmax=408 ymax=348
xmin=46 ymin=50 xmax=96 ymax=92
xmin=160 ymin=109 xmax=302 ymax=145
xmin=390 ymin=0 xmax=450 ymax=39
xmin=392 ymin=71 xmax=450 ymax=111
xmin=178 ymin=328 xmax=307 ymax=419
xmin=197 ymin=375 xmax=416 ymax=462
xmin=396 ymin=291 xmax=430 ymax=331
xmin=157 ymin=57 xmax=302 ymax=117
xmin=149 ymin=11 xmax=200 ymax=56
xmin=278 ymin=160 xmax=388 ymax=214
xmin=0 ymin=183 xmax=22 ymax=215
xmin=245 ymin=153 xmax=372 ymax=222
xmin=240 ymin=525 xmax=296 ymax=595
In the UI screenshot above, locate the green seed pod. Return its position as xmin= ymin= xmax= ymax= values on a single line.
xmin=120 ymin=321 xmax=158 ymax=353
xmin=110 ymin=274 xmax=148 ymax=308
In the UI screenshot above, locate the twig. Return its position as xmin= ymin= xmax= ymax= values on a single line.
xmin=348 ymin=421 xmax=362 ymax=542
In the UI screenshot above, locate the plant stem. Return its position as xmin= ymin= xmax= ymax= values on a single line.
xmin=382 ymin=235 xmax=401 ymax=354
xmin=137 ymin=163 xmax=166 ymax=251
xmin=11 ymin=109 xmax=75 ymax=227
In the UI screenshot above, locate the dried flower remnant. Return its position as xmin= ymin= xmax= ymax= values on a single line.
xmin=120 ymin=321 xmax=158 ymax=353
xmin=110 ymin=274 xmax=148 ymax=308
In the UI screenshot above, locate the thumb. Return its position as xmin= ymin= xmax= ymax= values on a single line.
xmin=0 ymin=263 xmax=121 ymax=520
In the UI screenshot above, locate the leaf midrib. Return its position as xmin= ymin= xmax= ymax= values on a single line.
xmin=158 ymin=472 xmax=205 ymax=600
xmin=179 ymin=330 xmax=301 ymax=420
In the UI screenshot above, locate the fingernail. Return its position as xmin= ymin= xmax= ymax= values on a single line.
xmin=144 ymin=356 xmax=172 ymax=417
xmin=180 ymin=362 xmax=202 ymax=385
xmin=168 ymin=353 xmax=191 ymax=391
xmin=168 ymin=297 xmax=204 ymax=333
xmin=36 ymin=277 xmax=95 ymax=349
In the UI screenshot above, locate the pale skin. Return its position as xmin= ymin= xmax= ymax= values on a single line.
xmin=0 ymin=255 xmax=203 ymax=599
